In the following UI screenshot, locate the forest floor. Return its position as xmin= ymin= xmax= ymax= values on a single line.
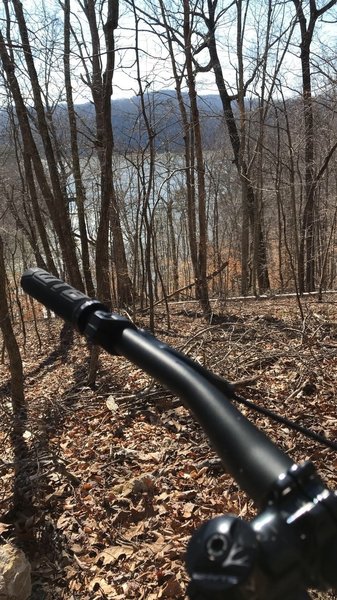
xmin=1 ymin=294 xmax=337 ymax=599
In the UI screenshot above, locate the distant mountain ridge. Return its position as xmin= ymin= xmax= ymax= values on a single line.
xmin=0 ymin=91 xmax=226 ymax=154
xmin=71 ymin=91 xmax=226 ymax=151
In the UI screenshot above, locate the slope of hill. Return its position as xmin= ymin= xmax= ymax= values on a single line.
xmin=60 ymin=91 xmax=227 ymax=152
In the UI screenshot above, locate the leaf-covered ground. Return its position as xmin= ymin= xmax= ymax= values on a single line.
xmin=1 ymin=296 xmax=337 ymax=599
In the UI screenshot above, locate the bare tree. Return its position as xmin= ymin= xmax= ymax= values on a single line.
xmin=293 ymin=0 xmax=337 ymax=292
xmin=200 ymin=0 xmax=274 ymax=294
xmin=76 ymin=0 xmax=132 ymax=306
xmin=182 ymin=0 xmax=211 ymax=315
xmin=8 ymin=0 xmax=84 ymax=289
xmin=137 ymin=0 xmax=212 ymax=316
xmin=62 ymin=0 xmax=96 ymax=297
xmin=0 ymin=3 xmax=84 ymax=288
xmin=0 ymin=235 xmax=24 ymax=420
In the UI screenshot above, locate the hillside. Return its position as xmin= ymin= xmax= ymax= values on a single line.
xmin=68 ymin=91 xmax=227 ymax=152
xmin=1 ymin=296 xmax=337 ymax=598
xmin=0 ymin=92 xmax=227 ymax=155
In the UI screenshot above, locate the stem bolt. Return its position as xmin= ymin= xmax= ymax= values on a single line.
xmin=206 ymin=533 xmax=229 ymax=560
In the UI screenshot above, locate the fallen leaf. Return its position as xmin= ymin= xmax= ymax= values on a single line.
xmin=159 ymin=575 xmax=183 ymax=598
xmin=0 ymin=522 xmax=10 ymax=534
xmin=98 ymin=545 xmax=134 ymax=565
xmin=106 ymin=396 xmax=118 ymax=412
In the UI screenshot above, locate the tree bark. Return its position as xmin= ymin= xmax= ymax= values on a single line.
xmin=205 ymin=0 xmax=270 ymax=294
xmin=293 ymin=0 xmax=337 ymax=292
xmin=183 ymin=0 xmax=211 ymax=317
xmin=63 ymin=0 xmax=95 ymax=297
xmin=0 ymin=236 xmax=24 ymax=417
xmin=157 ymin=0 xmax=211 ymax=317
xmin=83 ymin=0 xmax=131 ymax=306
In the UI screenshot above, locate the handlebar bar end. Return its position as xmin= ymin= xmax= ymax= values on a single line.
xmin=21 ymin=268 xmax=107 ymax=332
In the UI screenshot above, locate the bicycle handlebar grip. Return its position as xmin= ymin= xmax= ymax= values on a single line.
xmin=21 ymin=268 xmax=106 ymax=332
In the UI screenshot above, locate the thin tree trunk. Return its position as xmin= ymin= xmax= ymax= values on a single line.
xmin=63 ymin=0 xmax=95 ymax=297
xmin=0 ymin=237 xmax=24 ymax=418
xmin=293 ymin=0 xmax=337 ymax=291
xmin=158 ymin=0 xmax=200 ymax=302
xmin=182 ymin=0 xmax=211 ymax=317
xmin=167 ymin=199 xmax=179 ymax=294
xmin=206 ymin=1 xmax=270 ymax=294
xmin=83 ymin=0 xmax=131 ymax=307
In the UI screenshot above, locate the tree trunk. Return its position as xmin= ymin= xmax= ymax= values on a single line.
xmin=181 ymin=0 xmax=211 ymax=316
xmin=83 ymin=0 xmax=131 ymax=306
xmin=0 ymin=237 xmax=24 ymax=418
xmin=158 ymin=0 xmax=211 ymax=316
xmin=167 ymin=199 xmax=179 ymax=294
xmin=206 ymin=1 xmax=270 ymax=294
xmin=63 ymin=0 xmax=95 ymax=297
xmin=293 ymin=0 xmax=337 ymax=291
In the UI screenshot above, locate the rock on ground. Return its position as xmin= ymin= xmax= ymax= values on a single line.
xmin=0 ymin=544 xmax=31 ymax=600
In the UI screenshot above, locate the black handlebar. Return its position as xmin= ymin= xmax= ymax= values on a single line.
xmin=21 ymin=268 xmax=337 ymax=599
xmin=21 ymin=268 xmax=292 ymax=504
xmin=21 ymin=268 xmax=106 ymax=332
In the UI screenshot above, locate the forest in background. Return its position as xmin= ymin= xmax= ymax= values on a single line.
xmin=0 ymin=0 xmax=337 ymax=316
